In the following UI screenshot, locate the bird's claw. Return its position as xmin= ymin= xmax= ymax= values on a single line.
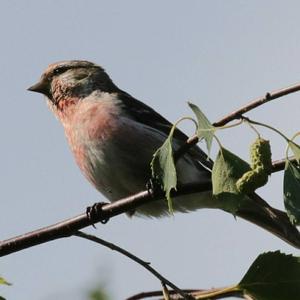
xmin=146 ymin=177 xmax=164 ymax=198
xmin=86 ymin=202 xmax=110 ymax=227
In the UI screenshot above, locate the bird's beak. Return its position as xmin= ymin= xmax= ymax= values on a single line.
xmin=27 ymin=79 xmax=49 ymax=95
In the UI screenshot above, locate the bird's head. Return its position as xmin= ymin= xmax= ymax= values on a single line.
xmin=28 ymin=60 xmax=119 ymax=107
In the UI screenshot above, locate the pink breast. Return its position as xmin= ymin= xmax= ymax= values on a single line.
xmin=62 ymin=99 xmax=120 ymax=186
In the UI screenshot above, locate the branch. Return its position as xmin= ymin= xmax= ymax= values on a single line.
xmin=1 ymin=82 xmax=300 ymax=256
xmin=175 ymin=82 xmax=300 ymax=161
xmin=77 ymin=231 xmax=250 ymax=300
xmin=127 ymin=287 xmax=245 ymax=299
xmin=272 ymin=157 xmax=288 ymax=173
xmin=214 ymin=82 xmax=300 ymax=127
xmin=2 ymin=158 xmax=300 ymax=256
xmin=0 ymin=183 xmax=211 ymax=256
xmin=75 ymin=231 xmax=193 ymax=300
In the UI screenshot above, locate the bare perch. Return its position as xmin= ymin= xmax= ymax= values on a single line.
xmin=76 ymin=231 xmax=193 ymax=300
xmin=175 ymin=82 xmax=300 ymax=160
xmin=126 ymin=288 xmax=245 ymax=300
xmin=214 ymin=82 xmax=300 ymax=126
xmin=0 ymin=184 xmax=210 ymax=256
xmin=1 ymin=178 xmax=300 ymax=256
xmin=1 ymin=82 xmax=300 ymax=256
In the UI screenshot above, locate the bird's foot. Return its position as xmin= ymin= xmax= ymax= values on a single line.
xmin=86 ymin=202 xmax=110 ymax=227
xmin=146 ymin=177 xmax=164 ymax=198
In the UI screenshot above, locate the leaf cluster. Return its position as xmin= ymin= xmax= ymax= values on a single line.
xmin=150 ymin=102 xmax=300 ymax=299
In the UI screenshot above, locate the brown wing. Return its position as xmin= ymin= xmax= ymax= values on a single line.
xmin=118 ymin=91 xmax=213 ymax=171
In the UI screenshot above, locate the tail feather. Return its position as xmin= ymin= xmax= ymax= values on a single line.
xmin=235 ymin=193 xmax=300 ymax=248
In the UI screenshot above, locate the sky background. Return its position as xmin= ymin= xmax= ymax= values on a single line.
xmin=1 ymin=1 xmax=300 ymax=299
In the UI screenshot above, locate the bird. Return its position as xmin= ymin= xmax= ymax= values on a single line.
xmin=28 ymin=60 xmax=300 ymax=247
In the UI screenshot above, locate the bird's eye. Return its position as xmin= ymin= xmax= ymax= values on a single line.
xmin=53 ymin=66 xmax=68 ymax=76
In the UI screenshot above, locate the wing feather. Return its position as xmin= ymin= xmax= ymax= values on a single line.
xmin=118 ymin=91 xmax=213 ymax=171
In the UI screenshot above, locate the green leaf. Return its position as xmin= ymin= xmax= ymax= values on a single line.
xmin=0 ymin=297 xmax=6 ymax=300
xmin=212 ymin=147 xmax=251 ymax=194
xmin=288 ymin=141 xmax=300 ymax=163
xmin=211 ymin=147 xmax=251 ymax=213
xmin=188 ymin=102 xmax=215 ymax=155
xmin=239 ymin=251 xmax=300 ymax=300
xmin=0 ymin=277 xmax=11 ymax=286
xmin=151 ymin=132 xmax=177 ymax=213
xmin=284 ymin=160 xmax=300 ymax=225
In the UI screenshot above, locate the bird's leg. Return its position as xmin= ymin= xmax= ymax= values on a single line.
xmin=146 ymin=177 xmax=164 ymax=198
xmin=86 ymin=202 xmax=110 ymax=226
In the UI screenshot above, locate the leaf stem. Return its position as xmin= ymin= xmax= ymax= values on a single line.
xmin=245 ymin=118 xmax=289 ymax=141
xmin=218 ymin=119 xmax=243 ymax=130
xmin=213 ymin=134 xmax=223 ymax=149
xmin=193 ymin=285 xmax=241 ymax=299
xmin=290 ymin=132 xmax=300 ymax=142
xmin=173 ymin=116 xmax=198 ymax=135
xmin=243 ymin=119 xmax=261 ymax=138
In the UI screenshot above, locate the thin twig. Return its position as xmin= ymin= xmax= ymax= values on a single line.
xmin=192 ymin=285 xmax=242 ymax=299
xmin=175 ymin=82 xmax=300 ymax=161
xmin=74 ymin=231 xmax=194 ymax=300
xmin=214 ymin=82 xmax=300 ymax=126
xmin=127 ymin=287 xmax=246 ymax=300
xmin=272 ymin=158 xmax=288 ymax=172
xmin=126 ymin=290 xmax=199 ymax=300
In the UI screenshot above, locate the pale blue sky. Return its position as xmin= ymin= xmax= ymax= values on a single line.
xmin=1 ymin=1 xmax=300 ymax=299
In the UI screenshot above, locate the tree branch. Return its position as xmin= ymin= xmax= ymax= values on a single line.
xmin=126 ymin=287 xmax=246 ymax=299
xmin=0 ymin=169 xmax=296 ymax=257
xmin=214 ymin=82 xmax=300 ymax=127
xmin=1 ymin=82 xmax=300 ymax=256
xmin=175 ymin=82 xmax=300 ymax=161
xmin=75 ymin=231 xmax=194 ymax=300
xmin=0 ymin=183 xmax=211 ymax=256
xmin=272 ymin=157 xmax=288 ymax=173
